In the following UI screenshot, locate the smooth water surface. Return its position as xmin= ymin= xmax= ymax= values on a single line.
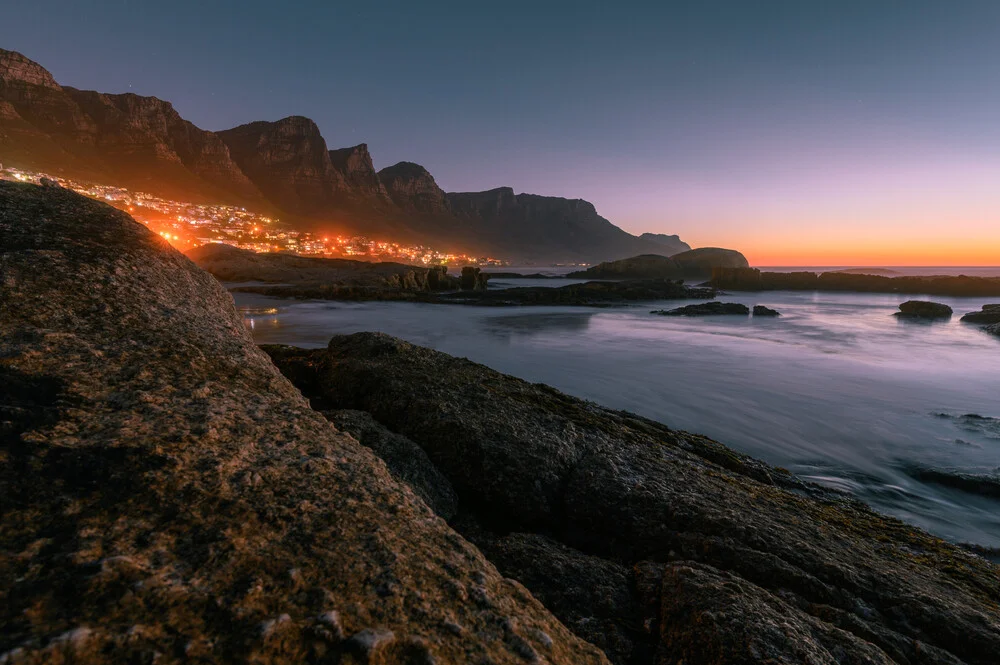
xmin=236 ymin=288 xmax=1000 ymax=547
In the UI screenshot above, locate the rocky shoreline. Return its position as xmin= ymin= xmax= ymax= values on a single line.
xmin=3 ymin=182 xmax=999 ymax=664
xmin=712 ymin=266 xmax=1000 ymax=297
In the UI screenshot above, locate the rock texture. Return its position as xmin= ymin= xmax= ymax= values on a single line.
xmin=0 ymin=181 xmax=607 ymax=665
xmin=266 ymin=332 xmax=1000 ymax=665
xmin=752 ymin=304 xmax=781 ymax=317
xmin=894 ymin=300 xmax=953 ymax=319
xmin=569 ymin=248 xmax=749 ymax=280
xmin=377 ymin=161 xmax=451 ymax=216
xmin=327 ymin=143 xmax=393 ymax=206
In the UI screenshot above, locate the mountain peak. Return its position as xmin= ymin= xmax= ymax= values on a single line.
xmin=0 ymin=48 xmax=60 ymax=89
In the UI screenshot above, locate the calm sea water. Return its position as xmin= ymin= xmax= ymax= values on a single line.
xmin=235 ymin=285 xmax=1000 ymax=548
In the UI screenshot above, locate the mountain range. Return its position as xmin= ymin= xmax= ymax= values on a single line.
xmin=0 ymin=47 xmax=692 ymax=262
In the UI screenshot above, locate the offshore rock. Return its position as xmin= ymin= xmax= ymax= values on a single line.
xmin=441 ymin=279 xmax=714 ymax=306
xmin=0 ymin=182 xmax=606 ymax=665
xmin=752 ymin=304 xmax=781 ymax=317
xmin=960 ymin=304 xmax=1000 ymax=324
xmin=571 ymin=248 xmax=748 ymax=280
xmin=894 ymin=300 xmax=953 ymax=319
xmin=266 ymin=332 xmax=1000 ymax=665
xmin=652 ymin=301 xmax=750 ymax=316
xmin=460 ymin=265 xmax=489 ymax=291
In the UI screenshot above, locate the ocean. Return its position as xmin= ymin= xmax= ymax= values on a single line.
xmin=235 ymin=279 xmax=1000 ymax=549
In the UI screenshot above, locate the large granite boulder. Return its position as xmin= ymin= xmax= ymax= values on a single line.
xmin=0 ymin=181 xmax=606 ymax=665
xmin=266 ymin=332 xmax=1000 ymax=665
xmin=569 ymin=248 xmax=748 ymax=280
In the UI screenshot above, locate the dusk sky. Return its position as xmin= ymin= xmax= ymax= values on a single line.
xmin=3 ymin=0 xmax=1000 ymax=264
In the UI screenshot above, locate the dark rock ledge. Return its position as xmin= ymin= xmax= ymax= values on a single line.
xmin=265 ymin=333 xmax=1000 ymax=665
xmin=0 ymin=181 xmax=604 ymax=665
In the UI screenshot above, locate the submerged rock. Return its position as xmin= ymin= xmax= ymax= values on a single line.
xmin=266 ymin=332 xmax=1000 ymax=665
xmin=894 ymin=300 xmax=953 ymax=319
xmin=651 ymin=301 xmax=750 ymax=316
xmin=752 ymin=304 xmax=781 ymax=317
xmin=961 ymin=304 xmax=1000 ymax=324
xmin=0 ymin=182 xmax=606 ymax=665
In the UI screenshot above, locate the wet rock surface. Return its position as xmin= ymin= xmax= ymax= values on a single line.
xmin=0 ymin=182 xmax=607 ymax=665
xmin=894 ymin=300 xmax=953 ymax=319
xmin=652 ymin=301 xmax=750 ymax=316
xmin=267 ymin=331 xmax=1000 ymax=665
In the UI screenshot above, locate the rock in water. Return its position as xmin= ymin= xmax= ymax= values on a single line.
xmin=752 ymin=304 xmax=781 ymax=317
xmin=961 ymin=304 xmax=1000 ymax=324
xmin=266 ymin=332 xmax=1000 ymax=665
xmin=894 ymin=300 xmax=953 ymax=319
xmin=0 ymin=181 xmax=606 ymax=665
xmin=460 ymin=265 xmax=489 ymax=291
xmin=651 ymin=301 xmax=750 ymax=316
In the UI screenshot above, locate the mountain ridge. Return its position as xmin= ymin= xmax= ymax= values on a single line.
xmin=0 ymin=47 xmax=702 ymax=263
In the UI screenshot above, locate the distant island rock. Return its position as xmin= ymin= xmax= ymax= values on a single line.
xmin=753 ymin=305 xmax=781 ymax=317
xmin=567 ymin=248 xmax=749 ymax=280
xmin=832 ymin=268 xmax=902 ymax=276
xmin=711 ymin=267 xmax=1000 ymax=297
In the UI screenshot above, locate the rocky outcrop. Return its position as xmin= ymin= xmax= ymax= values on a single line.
xmin=569 ymin=248 xmax=749 ymax=280
xmin=752 ymin=304 xmax=781 ymax=317
xmin=894 ymin=300 xmax=953 ymax=319
xmin=651 ymin=301 xmax=750 ymax=316
xmin=0 ymin=181 xmax=606 ymax=664
xmin=377 ymin=161 xmax=451 ymax=215
xmin=266 ymin=332 xmax=1000 ymax=665
xmin=460 ymin=266 xmax=489 ymax=291
xmin=961 ymin=304 xmax=1000 ymax=324
xmin=712 ymin=267 xmax=1000 ymax=297
xmin=186 ymin=242 xmax=456 ymax=292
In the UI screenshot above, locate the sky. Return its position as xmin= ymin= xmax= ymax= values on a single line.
xmin=3 ymin=0 xmax=1000 ymax=265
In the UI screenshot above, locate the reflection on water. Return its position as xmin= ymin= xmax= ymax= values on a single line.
xmin=234 ymin=289 xmax=1000 ymax=547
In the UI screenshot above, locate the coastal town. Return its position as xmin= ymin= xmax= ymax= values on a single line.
xmin=0 ymin=165 xmax=507 ymax=266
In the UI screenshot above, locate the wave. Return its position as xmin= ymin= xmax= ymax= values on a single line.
xmin=902 ymin=465 xmax=1000 ymax=500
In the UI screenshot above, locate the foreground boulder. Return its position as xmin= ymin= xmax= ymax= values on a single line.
xmin=894 ymin=300 xmax=953 ymax=319
xmin=961 ymin=304 xmax=1000 ymax=324
xmin=0 ymin=182 xmax=606 ymax=664
xmin=651 ymin=301 xmax=750 ymax=316
xmin=266 ymin=333 xmax=1000 ymax=665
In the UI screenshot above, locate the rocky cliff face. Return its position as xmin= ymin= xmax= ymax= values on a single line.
xmin=377 ymin=161 xmax=451 ymax=215
xmin=327 ymin=143 xmax=393 ymax=205
xmin=0 ymin=181 xmax=606 ymax=664
xmin=217 ymin=116 xmax=347 ymax=215
xmin=267 ymin=332 xmax=1000 ymax=665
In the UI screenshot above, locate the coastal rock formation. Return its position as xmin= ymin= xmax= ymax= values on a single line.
xmin=460 ymin=266 xmax=489 ymax=291
xmin=961 ymin=304 xmax=1000 ymax=324
xmin=569 ymin=248 xmax=749 ymax=280
xmin=186 ymin=242 xmax=456 ymax=293
xmin=985 ymin=322 xmax=1000 ymax=337
xmin=0 ymin=181 xmax=606 ymax=664
xmin=438 ymin=279 xmax=714 ymax=306
xmin=652 ymin=301 xmax=750 ymax=316
xmin=894 ymin=300 xmax=953 ymax=319
xmin=712 ymin=266 xmax=1000 ymax=297
xmin=266 ymin=332 xmax=1000 ymax=665
xmin=752 ymin=304 xmax=781 ymax=316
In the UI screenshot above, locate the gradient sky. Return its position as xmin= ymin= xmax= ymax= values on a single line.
xmin=3 ymin=0 xmax=1000 ymax=264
